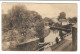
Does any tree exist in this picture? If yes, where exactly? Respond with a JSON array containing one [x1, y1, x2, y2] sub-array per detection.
[[2, 5, 44, 43], [68, 17, 77, 24], [2, 14, 10, 32], [73, 17, 77, 23], [58, 12, 66, 23], [58, 12, 66, 40], [44, 17, 54, 26], [35, 21, 44, 38]]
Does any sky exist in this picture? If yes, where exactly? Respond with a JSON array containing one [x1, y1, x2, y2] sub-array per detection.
[[2, 3, 77, 18]]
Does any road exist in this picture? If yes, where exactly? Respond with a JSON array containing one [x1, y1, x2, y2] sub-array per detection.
[[44, 39, 72, 51]]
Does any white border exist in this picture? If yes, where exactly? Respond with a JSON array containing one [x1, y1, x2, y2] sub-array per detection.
[[0, 1, 80, 3], [0, 1, 80, 54]]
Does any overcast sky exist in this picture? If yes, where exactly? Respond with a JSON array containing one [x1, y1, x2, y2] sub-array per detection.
[[2, 3, 77, 18]]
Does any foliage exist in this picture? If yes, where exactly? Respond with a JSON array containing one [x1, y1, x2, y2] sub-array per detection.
[[35, 21, 44, 38], [44, 17, 54, 26], [2, 5, 44, 43], [58, 12, 66, 22], [68, 17, 77, 24]]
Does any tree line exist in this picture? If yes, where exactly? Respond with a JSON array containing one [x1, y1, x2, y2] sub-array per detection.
[[2, 5, 77, 43]]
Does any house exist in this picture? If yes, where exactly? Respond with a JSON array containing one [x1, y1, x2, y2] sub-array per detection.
[[62, 19, 69, 25]]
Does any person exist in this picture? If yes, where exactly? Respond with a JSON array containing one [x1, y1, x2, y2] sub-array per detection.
[[56, 37, 59, 44]]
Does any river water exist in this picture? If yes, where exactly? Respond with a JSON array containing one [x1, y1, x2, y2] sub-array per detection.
[[44, 29, 61, 43]]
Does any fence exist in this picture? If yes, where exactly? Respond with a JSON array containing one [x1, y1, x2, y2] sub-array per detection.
[[36, 32, 72, 51]]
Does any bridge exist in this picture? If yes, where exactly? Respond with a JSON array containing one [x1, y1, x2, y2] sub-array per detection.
[[50, 26, 71, 32]]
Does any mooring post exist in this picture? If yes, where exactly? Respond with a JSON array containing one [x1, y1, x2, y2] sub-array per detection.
[[72, 24, 77, 51], [38, 37, 44, 51]]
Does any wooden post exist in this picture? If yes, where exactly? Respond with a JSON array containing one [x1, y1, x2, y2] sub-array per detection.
[[59, 21, 63, 40], [72, 25, 77, 51], [39, 37, 44, 51]]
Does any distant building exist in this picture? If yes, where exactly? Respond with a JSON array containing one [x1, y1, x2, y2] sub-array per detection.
[[62, 19, 69, 25]]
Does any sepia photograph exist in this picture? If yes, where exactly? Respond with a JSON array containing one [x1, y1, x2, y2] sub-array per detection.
[[2, 3, 77, 51], [0, 0, 80, 1]]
